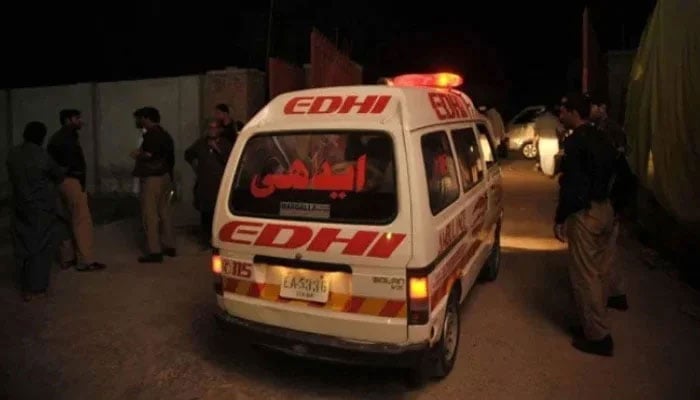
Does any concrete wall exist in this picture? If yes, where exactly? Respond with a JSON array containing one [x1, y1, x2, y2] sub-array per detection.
[[243, 69, 266, 119], [96, 76, 199, 191], [10, 83, 97, 191], [202, 67, 266, 125], [96, 76, 202, 225], [1, 68, 264, 226]]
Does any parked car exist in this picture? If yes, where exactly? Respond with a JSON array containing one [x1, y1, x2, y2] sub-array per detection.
[[504, 105, 546, 159]]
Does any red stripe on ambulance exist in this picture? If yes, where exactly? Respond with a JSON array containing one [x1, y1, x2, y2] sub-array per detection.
[[218, 221, 407, 259]]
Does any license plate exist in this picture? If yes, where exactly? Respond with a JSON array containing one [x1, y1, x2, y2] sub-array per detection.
[[280, 271, 331, 303]]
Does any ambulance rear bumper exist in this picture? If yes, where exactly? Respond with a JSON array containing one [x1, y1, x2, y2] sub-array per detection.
[[215, 310, 429, 367]]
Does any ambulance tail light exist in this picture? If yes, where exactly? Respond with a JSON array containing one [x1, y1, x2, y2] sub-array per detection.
[[212, 248, 223, 295], [408, 276, 430, 325], [392, 72, 464, 88]]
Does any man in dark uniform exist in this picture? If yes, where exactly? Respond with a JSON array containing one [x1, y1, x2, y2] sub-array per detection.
[[214, 103, 238, 145], [554, 92, 620, 356], [184, 120, 233, 248], [47, 109, 106, 272], [7, 122, 67, 301], [589, 95, 627, 154], [132, 107, 177, 263], [589, 94, 632, 311]]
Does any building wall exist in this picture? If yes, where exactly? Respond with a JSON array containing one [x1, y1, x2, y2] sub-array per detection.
[[1, 68, 264, 226], [607, 50, 636, 124], [10, 83, 96, 190]]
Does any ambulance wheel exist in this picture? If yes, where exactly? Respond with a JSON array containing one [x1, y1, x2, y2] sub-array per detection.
[[480, 220, 501, 282], [521, 142, 538, 159], [407, 289, 460, 386], [431, 289, 461, 378]]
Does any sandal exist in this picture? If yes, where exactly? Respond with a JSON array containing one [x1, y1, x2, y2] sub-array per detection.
[[76, 262, 107, 272]]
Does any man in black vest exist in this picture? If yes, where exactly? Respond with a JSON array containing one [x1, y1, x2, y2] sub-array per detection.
[[214, 103, 238, 145], [554, 92, 620, 356], [589, 94, 631, 311]]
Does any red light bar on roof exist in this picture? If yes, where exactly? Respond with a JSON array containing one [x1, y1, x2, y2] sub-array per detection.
[[391, 73, 464, 88]]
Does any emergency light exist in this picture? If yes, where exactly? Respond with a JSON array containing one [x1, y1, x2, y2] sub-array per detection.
[[391, 72, 464, 88]]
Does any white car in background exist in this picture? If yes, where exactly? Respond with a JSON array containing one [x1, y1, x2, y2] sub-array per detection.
[[504, 105, 546, 159]]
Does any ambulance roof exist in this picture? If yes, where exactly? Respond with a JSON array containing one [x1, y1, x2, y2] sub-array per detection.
[[246, 83, 483, 133]]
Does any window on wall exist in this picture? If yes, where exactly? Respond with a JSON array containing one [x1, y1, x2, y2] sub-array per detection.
[[476, 123, 498, 168], [450, 127, 484, 192], [421, 131, 460, 215]]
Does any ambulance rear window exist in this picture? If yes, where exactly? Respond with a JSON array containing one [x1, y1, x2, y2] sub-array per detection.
[[229, 130, 397, 224]]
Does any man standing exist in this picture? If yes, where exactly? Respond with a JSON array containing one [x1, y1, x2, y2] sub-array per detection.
[[589, 95, 627, 154], [131, 107, 176, 263], [589, 95, 631, 311], [47, 109, 106, 272], [7, 122, 67, 301], [214, 103, 238, 144], [554, 92, 619, 356], [534, 104, 564, 176], [184, 120, 233, 248]]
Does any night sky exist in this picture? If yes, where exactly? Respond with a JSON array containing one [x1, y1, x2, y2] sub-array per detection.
[[2, 0, 656, 117]]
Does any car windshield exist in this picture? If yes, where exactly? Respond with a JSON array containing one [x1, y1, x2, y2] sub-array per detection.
[[512, 108, 544, 124], [229, 130, 397, 224]]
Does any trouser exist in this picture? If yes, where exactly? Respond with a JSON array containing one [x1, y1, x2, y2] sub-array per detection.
[[200, 210, 214, 242], [12, 215, 55, 293], [18, 248, 53, 293], [140, 175, 175, 254], [605, 220, 626, 297], [58, 178, 95, 264], [566, 201, 616, 341]]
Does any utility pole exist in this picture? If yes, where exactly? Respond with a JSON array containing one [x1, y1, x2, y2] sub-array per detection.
[[621, 22, 626, 49], [265, 0, 274, 100], [266, 0, 274, 62], [582, 6, 589, 93]]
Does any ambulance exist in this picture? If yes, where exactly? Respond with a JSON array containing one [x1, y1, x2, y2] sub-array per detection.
[[212, 72, 504, 381]]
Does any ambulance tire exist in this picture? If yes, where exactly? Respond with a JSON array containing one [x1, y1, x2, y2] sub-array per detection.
[[431, 290, 460, 378], [480, 220, 501, 282], [407, 289, 460, 386]]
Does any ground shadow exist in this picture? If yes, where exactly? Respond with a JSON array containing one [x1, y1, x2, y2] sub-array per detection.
[[500, 246, 575, 335], [189, 300, 416, 398]]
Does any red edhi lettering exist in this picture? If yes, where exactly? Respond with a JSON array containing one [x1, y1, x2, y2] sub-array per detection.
[[283, 95, 391, 115], [254, 224, 313, 248], [218, 221, 406, 258], [428, 92, 471, 120]]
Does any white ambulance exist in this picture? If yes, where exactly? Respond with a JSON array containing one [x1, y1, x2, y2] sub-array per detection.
[[212, 72, 504, 382]]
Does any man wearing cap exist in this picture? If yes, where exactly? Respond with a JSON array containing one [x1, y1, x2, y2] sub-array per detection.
[[554, 92, 619, 356]]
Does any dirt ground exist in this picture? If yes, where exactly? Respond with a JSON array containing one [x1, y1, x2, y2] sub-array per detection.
[[1, 159, 698, 400]]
